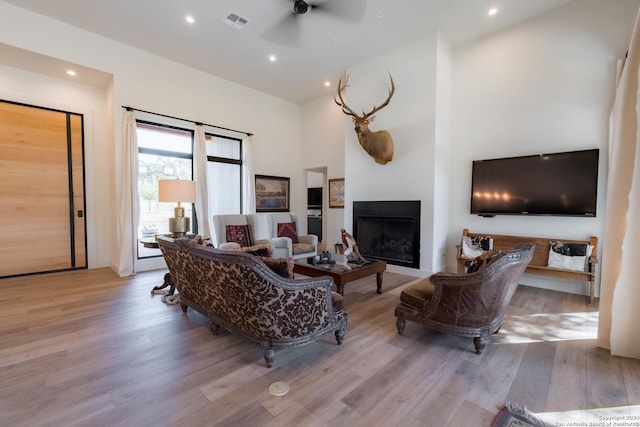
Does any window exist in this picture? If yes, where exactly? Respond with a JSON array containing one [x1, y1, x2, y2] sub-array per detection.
[[206, 133, 243, 215], [136, 121, 243, 259], [137, 122, 193, 259]]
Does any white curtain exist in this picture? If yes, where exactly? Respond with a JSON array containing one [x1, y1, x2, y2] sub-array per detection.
[[194, 125, 211, 238], [597, 8, 640, 359], [116, 110, 140, 277], [242, 135, 256, 213]]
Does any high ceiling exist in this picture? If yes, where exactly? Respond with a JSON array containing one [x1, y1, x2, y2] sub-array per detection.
[[2, 0, 574, 104]]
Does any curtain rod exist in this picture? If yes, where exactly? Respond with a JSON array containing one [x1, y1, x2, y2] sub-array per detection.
[[122, 106, 253, 137]]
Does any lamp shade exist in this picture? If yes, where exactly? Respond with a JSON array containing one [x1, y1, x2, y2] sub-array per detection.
[[158, 179, 196, 203]]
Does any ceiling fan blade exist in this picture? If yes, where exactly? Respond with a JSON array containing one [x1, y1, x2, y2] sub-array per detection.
[[264, 12, 303, 48], [311, 0, 366, 22]]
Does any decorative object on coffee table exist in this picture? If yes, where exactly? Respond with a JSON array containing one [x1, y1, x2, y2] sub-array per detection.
[[341, 229, 366, 264], [492, 401, 553, 427]]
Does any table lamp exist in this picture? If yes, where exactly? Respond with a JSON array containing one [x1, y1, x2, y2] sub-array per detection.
[[158, 179, 196, 238]]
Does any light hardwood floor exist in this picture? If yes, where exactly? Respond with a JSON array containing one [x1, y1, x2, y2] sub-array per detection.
[[1, 268, 639, 426]]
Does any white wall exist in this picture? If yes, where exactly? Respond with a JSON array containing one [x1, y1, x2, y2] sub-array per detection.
[[449, 0, 640, 294], [343, 33, 440, 276], [433, 33, 454, 273], [301, 94, 346, 247], [307, 172, 324, 188], [0, 1, 303, 273]]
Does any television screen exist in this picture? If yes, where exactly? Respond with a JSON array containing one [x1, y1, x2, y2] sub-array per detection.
[[470, 149, 599, 217]]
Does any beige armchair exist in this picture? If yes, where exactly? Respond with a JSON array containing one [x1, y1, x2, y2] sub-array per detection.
[[212, 213, 317, 260], [212, 214, 269, 249], [261, 212, 318, 260], [395, 243, 534, 354]]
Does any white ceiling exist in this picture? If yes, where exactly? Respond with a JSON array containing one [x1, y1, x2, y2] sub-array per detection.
[[2, 0, 574, 104]]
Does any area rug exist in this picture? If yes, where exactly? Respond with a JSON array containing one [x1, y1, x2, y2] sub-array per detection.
[[492, 402, 553, 427]]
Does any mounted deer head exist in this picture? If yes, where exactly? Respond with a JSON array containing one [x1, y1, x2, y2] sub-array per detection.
[[334, 73, 395, 165]]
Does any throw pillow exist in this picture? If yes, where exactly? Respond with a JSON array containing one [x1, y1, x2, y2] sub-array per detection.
[[292, 243, 315, 255], [331, 292, 345, 312], [465, 251, 494, 273], [261, 257, 294, 279], [190, 234, 213, 246], [242, 243, 273, 258], [220, 242, 274, 258], [461, 235, 493, 259], [226, 224, 254, 247], [277, 222, 299, 244], [219, 242, 242, 251], [547, 241, 593, 272]]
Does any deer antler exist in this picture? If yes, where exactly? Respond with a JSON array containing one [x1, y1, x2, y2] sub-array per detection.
[[362, 73, 395, 119], [333, 72, 395, 165], [334, 75, 360, 119]]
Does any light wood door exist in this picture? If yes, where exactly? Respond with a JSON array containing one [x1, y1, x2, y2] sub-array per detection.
[[0, 100, 86, 277]]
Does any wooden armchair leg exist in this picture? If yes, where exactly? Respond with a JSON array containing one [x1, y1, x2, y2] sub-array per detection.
[[335, 328, 345, 345], [264, 349, 275, 368], [474, 337, 487, 354], [396, 315, 406, 335], [210, 321, 220, 335]]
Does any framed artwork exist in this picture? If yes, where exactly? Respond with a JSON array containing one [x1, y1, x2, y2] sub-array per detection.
[[329, 178, 345, 208], [255, 175, 290, 212]]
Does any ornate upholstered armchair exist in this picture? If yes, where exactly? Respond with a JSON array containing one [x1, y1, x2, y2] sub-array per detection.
[[394, 243, 534, 354]]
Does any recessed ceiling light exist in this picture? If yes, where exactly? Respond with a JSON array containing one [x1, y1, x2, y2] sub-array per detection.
[[66, 70, 76, 76], [324, 81, 331, 87], [186, 15, 195, 24], [488, 8, 498, 16], [269, 55, 277, 62]]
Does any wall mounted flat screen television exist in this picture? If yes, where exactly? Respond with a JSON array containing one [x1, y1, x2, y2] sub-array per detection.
[[470, 149, 599, 217]]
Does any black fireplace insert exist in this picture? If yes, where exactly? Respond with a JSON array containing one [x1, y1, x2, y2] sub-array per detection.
[[353, 201, 421, 269]]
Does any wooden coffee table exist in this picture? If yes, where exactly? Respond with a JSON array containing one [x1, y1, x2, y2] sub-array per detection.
[[293, 254, 387, 296]]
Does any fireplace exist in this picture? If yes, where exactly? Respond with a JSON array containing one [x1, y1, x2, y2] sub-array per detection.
[[353, 201, 420, 269]]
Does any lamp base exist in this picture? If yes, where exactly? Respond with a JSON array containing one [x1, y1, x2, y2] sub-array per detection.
[[169, 217, 190, 238]]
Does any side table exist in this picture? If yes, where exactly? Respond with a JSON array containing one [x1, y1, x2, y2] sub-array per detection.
[[140, 237, 176, 296]]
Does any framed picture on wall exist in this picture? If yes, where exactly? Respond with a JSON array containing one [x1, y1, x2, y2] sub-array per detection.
[[255, 175, 290, 212], [329, 178, 345, 208]]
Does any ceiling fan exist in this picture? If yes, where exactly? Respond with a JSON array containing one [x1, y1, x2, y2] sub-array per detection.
[[293, 1, 311, 15], [265, 0, 367, 48]]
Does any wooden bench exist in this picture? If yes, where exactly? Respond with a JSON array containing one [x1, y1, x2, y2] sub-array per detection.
[[456, 229, 598, 305]]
